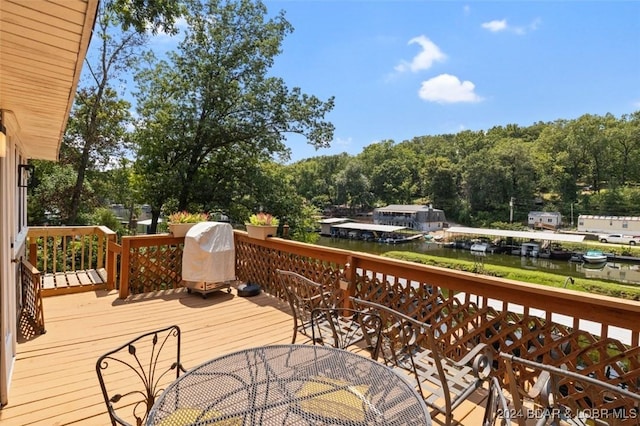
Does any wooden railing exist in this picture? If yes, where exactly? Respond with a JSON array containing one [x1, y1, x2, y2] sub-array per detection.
[[110, 231, 640, 342], [107, 231, 640, 417], [19, 259, 45, 337], [117, 234, 185, 297], [27, 226, 117, 289]]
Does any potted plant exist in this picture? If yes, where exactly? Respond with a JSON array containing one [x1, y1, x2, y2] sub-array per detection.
[[245, 212, 279, 240], [167, 211, 209, 237]]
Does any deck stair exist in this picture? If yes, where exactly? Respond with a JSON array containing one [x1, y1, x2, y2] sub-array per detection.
[[41, 269, 108, 296]]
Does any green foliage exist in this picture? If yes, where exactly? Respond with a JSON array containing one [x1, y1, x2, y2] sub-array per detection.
[[90, 208, 124, 234], [248, 212, 279, 226], [28, 161, 75, 225], [168, 211, 209, 223], [107, 0, 184, 35], [488, 221, 528, 231], [284, 111, 640, 228], [288, 202, 321, 244], [133, 0, 334, 218]]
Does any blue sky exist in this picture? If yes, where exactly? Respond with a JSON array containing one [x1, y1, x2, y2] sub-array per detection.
[[144, 1, 640, 163], [264, 1, 640, 162]]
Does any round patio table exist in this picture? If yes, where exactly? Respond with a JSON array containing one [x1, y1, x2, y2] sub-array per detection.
[[147, 344, 431, 425]]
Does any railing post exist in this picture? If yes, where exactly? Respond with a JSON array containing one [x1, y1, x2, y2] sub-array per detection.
[[340, 254, 356, 309], [28, 241, 37, 268], [106, 240, 120, 291], [96, 228, 104, 269], [119, 236, 131, 299]]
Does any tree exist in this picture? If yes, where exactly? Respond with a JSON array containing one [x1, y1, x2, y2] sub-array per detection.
[[28, 161, 80, 225], [334, 161, 371, 211], [134, 0, 335, 229], [608, 112, 640, 185], [358, 140, 419, 205], [108, 0, 184, 34], [61, 4, 144, 224], [423, 156, 460, 217]]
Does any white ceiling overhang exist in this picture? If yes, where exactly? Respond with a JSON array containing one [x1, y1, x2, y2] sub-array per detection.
[[0, 0, 98, 161]]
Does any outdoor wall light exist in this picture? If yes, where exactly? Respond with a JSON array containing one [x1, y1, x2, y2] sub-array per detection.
[[18, 164, 34, 188]]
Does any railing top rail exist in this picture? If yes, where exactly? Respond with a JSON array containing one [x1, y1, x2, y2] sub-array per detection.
[[95, 226, 117, 237], [27, 226, 107, 238], [121, 233, 184, 248]]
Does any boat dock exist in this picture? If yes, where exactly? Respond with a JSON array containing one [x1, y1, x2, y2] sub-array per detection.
[[320, 220, 423, 243]]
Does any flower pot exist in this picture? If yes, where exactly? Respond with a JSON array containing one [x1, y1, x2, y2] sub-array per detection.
[[246, 224, 278, 240], [169, 223, 197, 238]]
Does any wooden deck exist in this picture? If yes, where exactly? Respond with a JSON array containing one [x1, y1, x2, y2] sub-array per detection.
[[1, 287, 489, 425]]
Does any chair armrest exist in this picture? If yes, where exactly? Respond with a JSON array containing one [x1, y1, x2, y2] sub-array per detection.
[[528, 370, 551, 400], [452, 343, 492, 379]]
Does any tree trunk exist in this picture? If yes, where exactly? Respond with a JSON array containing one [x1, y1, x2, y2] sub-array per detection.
[[68, 141, 92, 224]]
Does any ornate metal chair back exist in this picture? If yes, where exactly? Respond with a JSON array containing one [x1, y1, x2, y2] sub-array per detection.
[[95, 325, 186, 426], [351, 297, 492, 426], [276, 269, 338, 343], [500, 352, 640, 426], [311, 307, 382, 358]]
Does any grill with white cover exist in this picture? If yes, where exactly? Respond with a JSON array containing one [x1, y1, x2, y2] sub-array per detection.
[[182, 222, 236, 298]]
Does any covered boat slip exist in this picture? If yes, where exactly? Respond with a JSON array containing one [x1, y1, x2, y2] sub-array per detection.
[[445, 226, 586, 243], [329, 222, 422, 242]]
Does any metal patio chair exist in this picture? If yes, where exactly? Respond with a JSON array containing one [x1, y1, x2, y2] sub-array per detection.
[[311, 307, 383, 359], [500, 352, 640, 426], [96, 325, 186, 426], [276, 269, 340, 344], [351, 297, 492, 426], [482, 376, 513, 426]]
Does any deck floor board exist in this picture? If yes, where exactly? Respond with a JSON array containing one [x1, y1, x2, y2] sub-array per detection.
[[1, 287, 486, 425], [40, 269, 108, 296]]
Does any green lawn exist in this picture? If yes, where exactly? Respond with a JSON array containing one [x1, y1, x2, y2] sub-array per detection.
[[383, 251, 640, 301]]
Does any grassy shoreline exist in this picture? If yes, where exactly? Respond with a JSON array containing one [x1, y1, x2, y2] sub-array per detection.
[[383, 251, 640, 301]]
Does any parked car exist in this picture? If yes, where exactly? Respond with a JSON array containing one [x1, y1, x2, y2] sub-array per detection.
[[598, 234, 640, 245]]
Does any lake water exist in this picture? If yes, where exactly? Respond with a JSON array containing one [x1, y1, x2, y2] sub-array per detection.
[[315, 236, 640, 285]]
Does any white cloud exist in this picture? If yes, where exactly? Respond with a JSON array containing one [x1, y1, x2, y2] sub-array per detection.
[[418, 74, 483, 104], [395, 36, 446, 73], [481, 18, 541, 35], [482, 19, 508, 32], [334, 136, 352, 147]]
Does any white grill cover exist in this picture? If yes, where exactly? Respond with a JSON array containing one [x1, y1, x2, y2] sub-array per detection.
[[182, 222, 235, 283]]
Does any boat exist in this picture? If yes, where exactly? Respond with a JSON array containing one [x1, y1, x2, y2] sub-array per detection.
[[583, 250, 607, 264], [470, 242, 489, 253], [569, 253, 584, 263], [550, 246, 574, 260], [521, 242, 540, 258], [380, 233, 424, 244]]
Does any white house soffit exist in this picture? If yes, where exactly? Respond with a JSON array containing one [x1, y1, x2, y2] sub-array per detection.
[[0, 0, 98, 160]]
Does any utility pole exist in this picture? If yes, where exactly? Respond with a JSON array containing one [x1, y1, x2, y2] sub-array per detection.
[[570, 203, 574, 227], [509, 197, 514, 223]]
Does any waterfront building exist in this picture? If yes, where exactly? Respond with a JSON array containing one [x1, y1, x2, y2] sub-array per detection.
[[318, 217, 353, 236], [528, 211, 562, 230], [578, 214, 640, 235], [373, 204, 446, 232]]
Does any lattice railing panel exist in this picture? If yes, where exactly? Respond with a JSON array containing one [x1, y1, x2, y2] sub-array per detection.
[[19, 259, 45, 338], [235, 237, 347, 303], [128, 244, 183, 294]]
